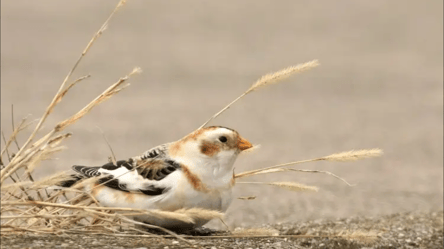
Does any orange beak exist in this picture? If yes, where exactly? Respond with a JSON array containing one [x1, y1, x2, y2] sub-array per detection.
[[237, 136, 253, 151]]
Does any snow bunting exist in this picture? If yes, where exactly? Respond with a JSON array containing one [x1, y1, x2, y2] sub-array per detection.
[[61, 126, 252, 229]]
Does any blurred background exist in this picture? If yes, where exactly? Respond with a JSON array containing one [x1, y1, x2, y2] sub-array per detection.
[[1, 1, 442, 228]]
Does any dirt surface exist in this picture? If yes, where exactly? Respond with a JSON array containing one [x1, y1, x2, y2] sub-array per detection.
[[1, 211, 443, 248], [1, 0, 442, 230]]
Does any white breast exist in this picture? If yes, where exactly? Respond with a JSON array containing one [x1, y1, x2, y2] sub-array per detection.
[[87, 170, 233, 229]]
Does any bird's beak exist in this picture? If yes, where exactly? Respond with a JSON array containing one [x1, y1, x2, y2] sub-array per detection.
[[237, 136, 253, 151]]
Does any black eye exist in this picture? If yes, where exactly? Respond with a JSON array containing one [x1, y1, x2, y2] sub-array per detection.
[[219, 136, 227, 143]]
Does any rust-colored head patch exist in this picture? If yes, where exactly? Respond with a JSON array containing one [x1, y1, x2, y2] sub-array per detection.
[[181, 127, 218, 142], [200, 141, 220, 157]]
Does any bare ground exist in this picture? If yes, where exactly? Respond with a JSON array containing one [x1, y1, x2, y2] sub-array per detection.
[[1, 210, 443, 249]]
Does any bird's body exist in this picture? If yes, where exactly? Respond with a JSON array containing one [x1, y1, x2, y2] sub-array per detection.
[[64, 126, 252, 229]]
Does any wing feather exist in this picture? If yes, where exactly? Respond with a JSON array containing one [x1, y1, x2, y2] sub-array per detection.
[[71, 153, 179, 196]]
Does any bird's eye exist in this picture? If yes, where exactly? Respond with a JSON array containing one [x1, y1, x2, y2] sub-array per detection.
[[219, 136, 228, 143]]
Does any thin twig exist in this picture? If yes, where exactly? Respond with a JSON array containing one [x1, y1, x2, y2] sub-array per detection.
[[11, 104, 21, 151], [97, 126, 117, 165]]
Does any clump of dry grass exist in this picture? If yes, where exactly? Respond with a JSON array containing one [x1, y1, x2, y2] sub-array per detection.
[[0, 0, 383, 246]]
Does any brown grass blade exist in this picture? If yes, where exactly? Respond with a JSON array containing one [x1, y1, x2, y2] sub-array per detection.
[[237, 196, 257, 200], [232, 227, 279, 236], [174, 208, 224, 222], [237, 181, 319, 192], [235, 168, 354, 186]]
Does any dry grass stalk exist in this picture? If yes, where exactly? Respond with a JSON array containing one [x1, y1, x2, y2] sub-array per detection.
[[232, 227, 280, 236], [235, 148, 383, 180], [174, 208, 224, 222], [55, 68, 141, 132], [237, 196, 256, 200], [237, 181, 319, 192], [97, 126, 117, 165], [247, 60, 319, 93], [198, 60, 319, 129], [338, 230, 379, 244], [236, 168, 353, 186], [0, 116, 33, 159], [323, 149, 383, 162]]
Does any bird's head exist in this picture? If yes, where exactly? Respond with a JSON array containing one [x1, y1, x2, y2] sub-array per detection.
[[169, 126, 253, 178]]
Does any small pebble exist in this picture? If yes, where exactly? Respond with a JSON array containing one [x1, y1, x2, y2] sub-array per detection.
[[171, 241, 179, 245]]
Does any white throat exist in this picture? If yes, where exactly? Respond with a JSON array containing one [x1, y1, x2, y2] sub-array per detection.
[[171, 142, 237, 189]]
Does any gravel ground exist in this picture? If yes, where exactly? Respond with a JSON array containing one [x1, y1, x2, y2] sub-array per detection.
[[2, 210, 442, 249]]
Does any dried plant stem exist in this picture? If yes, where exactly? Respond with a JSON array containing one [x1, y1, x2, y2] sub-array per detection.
[[0, 117, 31, 159], [237, 196, 256, 200], [235, 148, 383, 179], [97, 126, 117, 165], [1, 68, 139, 183], [236, 168, 354, 186], [235, 158, 322, 178], [199, 92, 248, 129], [1, 214, 79, 220], [5, 0, 127, 170], [198, 59, 319, 129], [237, 181, 319, 192], [11, 105, 21, 151], [119, 216, 193, 246]]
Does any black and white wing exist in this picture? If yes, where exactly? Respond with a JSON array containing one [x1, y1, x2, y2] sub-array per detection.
[[131, 143, 181, 181], [137, 143, 172, 161], [69, 157, 180, 196]]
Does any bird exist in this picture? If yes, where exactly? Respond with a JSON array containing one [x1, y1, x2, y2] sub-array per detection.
[[60, 126, 253, 230]]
